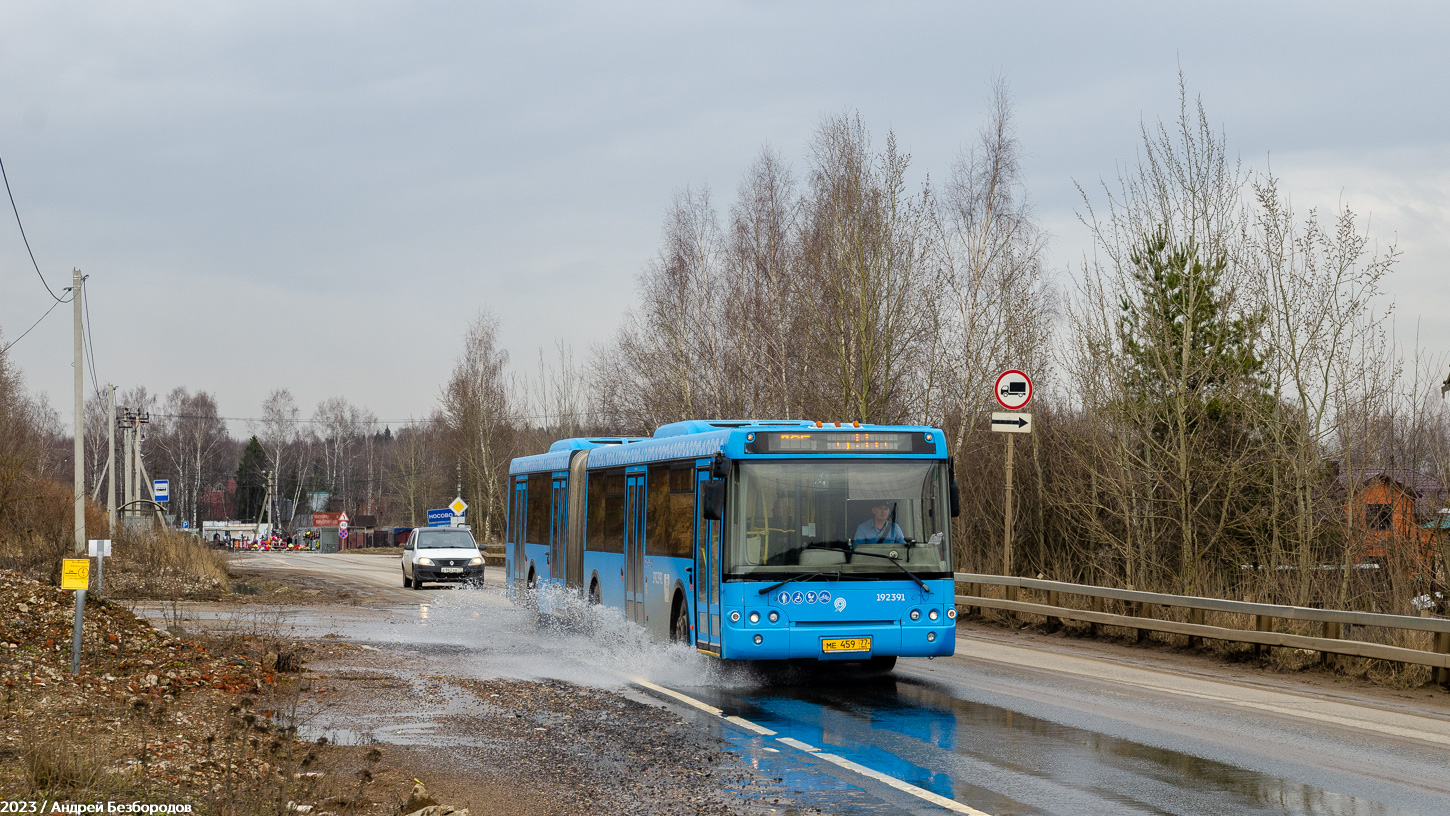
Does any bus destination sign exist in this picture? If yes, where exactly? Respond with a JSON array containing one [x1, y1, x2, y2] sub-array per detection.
[[746, 431, 935, 455]]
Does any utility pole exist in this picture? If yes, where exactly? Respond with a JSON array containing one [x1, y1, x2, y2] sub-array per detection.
[[70, 269, 86, 675], [107, 385, 116, 532], [72, 269, 84, 554]]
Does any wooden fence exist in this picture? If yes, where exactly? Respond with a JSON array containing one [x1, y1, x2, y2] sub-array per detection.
[[954, 572, 1450, 684]]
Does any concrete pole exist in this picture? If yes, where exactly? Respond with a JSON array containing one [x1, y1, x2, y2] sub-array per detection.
[[107, 386, 116, 532], [71, 270, 86, 675], [123, 422, 133, 519], [72, 269, 85, 554]]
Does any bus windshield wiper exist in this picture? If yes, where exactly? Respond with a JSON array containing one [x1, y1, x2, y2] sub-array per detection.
[[850, 551, 929, 594], [757, 570, 840, 595]]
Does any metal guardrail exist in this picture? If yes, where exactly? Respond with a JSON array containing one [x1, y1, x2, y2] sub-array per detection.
[[953, 572, 1450, 681]]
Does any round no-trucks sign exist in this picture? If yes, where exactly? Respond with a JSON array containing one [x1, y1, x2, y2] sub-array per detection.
[[995, 370, 1033, 410]]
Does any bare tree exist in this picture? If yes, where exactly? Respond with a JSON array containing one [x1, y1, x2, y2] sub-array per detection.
[[798, 112, 940, 423], [728, 146, 804, 418], [314, 396, 366, 508], [1246, 176, 1398, 603], [439, 312, 517, 540], [1067, 78, 1261, 592], [151, 388, 229, 529], [387, 420, 447, 528]]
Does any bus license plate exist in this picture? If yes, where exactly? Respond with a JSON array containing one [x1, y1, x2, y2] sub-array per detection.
[[441, 567, 463, 573], [821, 637, 871, 654]]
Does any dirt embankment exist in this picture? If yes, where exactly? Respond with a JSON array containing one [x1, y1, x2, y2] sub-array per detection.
[[2, 565, 810, 815]]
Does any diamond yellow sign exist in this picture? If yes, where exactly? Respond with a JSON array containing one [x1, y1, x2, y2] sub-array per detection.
[[448, 497, 468, 516], [61, 559, 90, 591]]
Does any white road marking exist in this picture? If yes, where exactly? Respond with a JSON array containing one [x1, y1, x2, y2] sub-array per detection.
[[726, 715, 776, 736], [812, 751, 993, 816], [634, 678, 993, 815]]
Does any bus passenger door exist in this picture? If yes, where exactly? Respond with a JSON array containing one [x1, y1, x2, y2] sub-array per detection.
[[550, 477, 567, 585], [624, 473, 646, 624], [512, 480, 528, 586], [695, 470, 721, 652]]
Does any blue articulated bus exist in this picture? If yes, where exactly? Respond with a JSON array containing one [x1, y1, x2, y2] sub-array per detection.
[[505, 420, 959, 668]]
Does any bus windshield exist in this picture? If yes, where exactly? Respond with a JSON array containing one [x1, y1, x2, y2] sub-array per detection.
[[725, 460, 951, 579]]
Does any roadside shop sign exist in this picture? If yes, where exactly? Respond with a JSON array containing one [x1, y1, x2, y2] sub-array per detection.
[[61, 559, 90, 590]]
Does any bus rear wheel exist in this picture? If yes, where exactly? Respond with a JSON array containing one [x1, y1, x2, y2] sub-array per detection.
[[670, 598, 689, 644]]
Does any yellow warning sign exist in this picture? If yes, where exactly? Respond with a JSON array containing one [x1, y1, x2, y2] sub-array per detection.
[[61, 559, 90, 591]]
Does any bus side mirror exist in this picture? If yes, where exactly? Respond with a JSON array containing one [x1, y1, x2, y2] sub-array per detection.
[[710, 453, 730, 480], [949, 457, 961, 518], [701, 479, 726, 521]]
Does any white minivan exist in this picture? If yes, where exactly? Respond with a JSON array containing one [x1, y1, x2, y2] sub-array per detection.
[[401, 526, 485, 589]]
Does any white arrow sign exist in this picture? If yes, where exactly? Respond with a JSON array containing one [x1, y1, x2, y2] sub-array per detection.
[[990, 412, 1033, 434]]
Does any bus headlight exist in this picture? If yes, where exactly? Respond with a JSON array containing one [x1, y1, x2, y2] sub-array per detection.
[[947, 607, 957, 619], [928, 609, 939, 621], [909, 609, 921, 621], [749, 612, 760, 624], [927, 631, 937, 642], [753, 634, 763, 644], [768, 611, 779, 623], [730, 611, 741, 623]]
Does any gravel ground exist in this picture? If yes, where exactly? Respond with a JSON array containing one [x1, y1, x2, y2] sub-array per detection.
[[295, 644, 823, 816]]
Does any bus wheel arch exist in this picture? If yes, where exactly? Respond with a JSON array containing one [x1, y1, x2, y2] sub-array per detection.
[[669, 589, 689, 643], [588, 572, 601, 605]]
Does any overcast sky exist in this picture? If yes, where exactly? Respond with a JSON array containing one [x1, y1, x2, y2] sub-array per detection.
[[2, 2, 1447, 432]]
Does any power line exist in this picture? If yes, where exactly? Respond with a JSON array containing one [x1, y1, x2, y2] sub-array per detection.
[[0, 293, 70, 356], [0, 150, 64, 302], [81, 275, 103, 399]]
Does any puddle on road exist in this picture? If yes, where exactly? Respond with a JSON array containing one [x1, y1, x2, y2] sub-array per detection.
[[681, 675, 1420, 816]]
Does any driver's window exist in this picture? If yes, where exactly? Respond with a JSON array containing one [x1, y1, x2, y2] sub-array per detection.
[[405, 533, 415, 550]]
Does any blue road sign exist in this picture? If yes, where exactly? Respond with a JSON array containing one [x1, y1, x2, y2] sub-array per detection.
[[427, 508, 455, 527], [153, 479, 169, 502]]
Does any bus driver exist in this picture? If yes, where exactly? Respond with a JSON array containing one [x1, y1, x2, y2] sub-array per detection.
[[853, 501, 905, 547]]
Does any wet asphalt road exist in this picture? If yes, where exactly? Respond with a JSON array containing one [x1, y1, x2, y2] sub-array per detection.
[[230, 552, 1450, 815]]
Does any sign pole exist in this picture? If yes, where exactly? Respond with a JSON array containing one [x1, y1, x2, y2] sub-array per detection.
[[993, 370, 1033, 584], [1003, 433, 1014, 576]]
